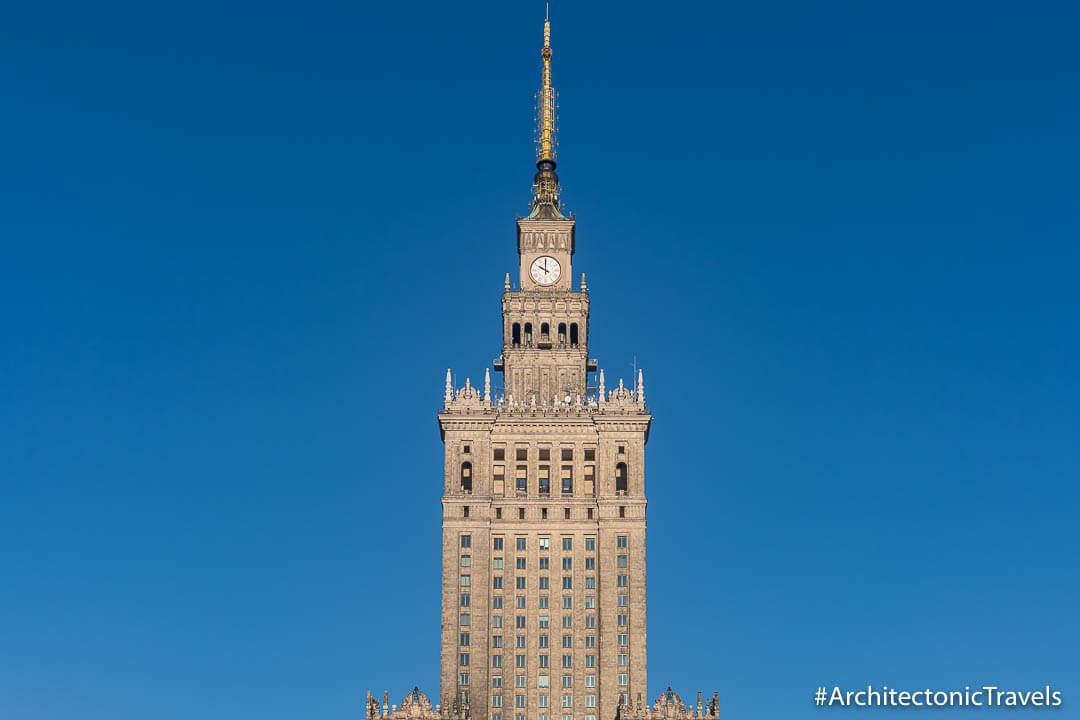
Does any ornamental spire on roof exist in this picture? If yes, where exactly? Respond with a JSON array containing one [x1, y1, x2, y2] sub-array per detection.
[[529, 5, 565, 219]]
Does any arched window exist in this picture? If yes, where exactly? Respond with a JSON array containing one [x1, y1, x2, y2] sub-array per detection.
[[511, 323, 521, 346], [524, 323, 533, 345], [461, 462, 473, 493], [541, 323, 550, 338], [615, 462, 627, 493], [558, 323, 567, 343], [570, 323, 579, 347]]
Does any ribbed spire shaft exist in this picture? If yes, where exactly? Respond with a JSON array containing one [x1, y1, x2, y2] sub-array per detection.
[[531, 7, 563, 215]]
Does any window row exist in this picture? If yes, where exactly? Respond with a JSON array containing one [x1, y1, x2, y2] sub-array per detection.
[[510, 322, 581, 348], [463, 462, 627, 494]]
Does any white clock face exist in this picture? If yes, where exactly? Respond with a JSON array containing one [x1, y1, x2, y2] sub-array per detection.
[[530, 256, 561, 286]]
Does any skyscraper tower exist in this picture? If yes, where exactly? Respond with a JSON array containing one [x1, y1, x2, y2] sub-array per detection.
[[438, 14, 650, 720], [366, 13, 719, 720]]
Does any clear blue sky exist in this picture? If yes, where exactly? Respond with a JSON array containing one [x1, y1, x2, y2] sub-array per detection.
[[1, 1, 1077, 718]]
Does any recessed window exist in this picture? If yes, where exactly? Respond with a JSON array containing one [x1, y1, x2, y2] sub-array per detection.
[[463, 506, 470, 518], [493, 537, 504, 551], [561, 448, 573, 461], [461, 535, 471, 548], [519, 507, 526, 520], [584, 448, 595, 462], [542, 507, 548, 519], [617, 535, 627, 548], [516, 447, 528, 461], [619, 505, 626, 518], [494, 447, 505, 461], [539, 447, 550, 461], [463, 445, 471, 454], [564, 508, 570, 519], [587, 508, 593, 519], [496, 507, 503, 519]]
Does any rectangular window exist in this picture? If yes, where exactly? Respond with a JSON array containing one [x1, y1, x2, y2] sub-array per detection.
[[492, 696, 503, 708], [618, 614, 628, 626], [539, 596, 549, 609], [494, 447, 505, 461], [585, 635, 595, 648], [618, 654, 628, 666], [584, 448, 595, 461], [586, 696, 596, 708], [618, 555, 628, 568], [618, 673, 628, 686], [516, 466, 528, 493], [539, 634, 549, 648], [561, 635, 572, 648], [461, 535, 471, 548], [561, 466, 573, 494], [493, 616, 503, 628], [618, 633, 628, 646], [460, 613, 470, 626], [561, 447, 573, 461], [539, 615, 550, 629], [539, 655, 549, 668], [561, 675, 572, 688], [539, 465, 550, 495], [493, 636, 503, 648], [460, 632, 470, 646], [584, 615, 595, 628], [561, 557, 572, 570], [585, 596, 595, 609], [494, 537, 504, 551], [562, 577, 572, 589], [516, 635, 526, 649], [617, 535, 628, 548], [617, 574, 628, 587], [539, 537, 550, 551], [516, 577, 526, 590], [460, 653, 470, 666], [493, 675, 503, 688], [516, 655, 526, 668], [562, 597, 572, 609], [515, 695, 526, 708], [539, 557, 550, 570], [493, 464, 505, 495], [493, 557, 503, 569], [561, 537, 572, 551], [562, 615, 572, 628], [516, 557, 526, 570], [460, 594, 470, 607], [516, 596, 526, 609], [493, 576, 503, 589], [493, 656, 503, 668], [584, 465, 594, 495], [516, 616, 526, 628], [562, 695, 572, 708], [516, 537, 527, 551], [561, 655, 572, 668], [460, 556, 472, 568], [461, 575, 470, 587], [538, 675, 549, 688], [493, 596, 503, 609], [585, 655, 596, 668], [618, 594, 628, 606], [538, 695, 549, 708], [584, 577, 595, 589], [516, 447, 528, 461], [584, 537, 595, 551], [584, 557, 594, 570], [539, 576, 549, 589], [539, 447, 550, 461]]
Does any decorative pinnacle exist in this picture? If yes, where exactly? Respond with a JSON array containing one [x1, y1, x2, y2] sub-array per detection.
[[504, 272, 511, 290], [444, 368, 453, 404], [637, 368, 645, 403], [484, 368, 491, 403]]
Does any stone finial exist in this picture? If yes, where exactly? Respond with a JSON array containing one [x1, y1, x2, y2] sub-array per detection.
[[637, 368, 645, 404], [444, 368, 453, 404], [598, 369, 606, 406], [484, 368, 491, 403], [697, 691, 703, 717], [504, 272, 511, 290], [383, 690, 389, 717], [581, 272, 587, 291]]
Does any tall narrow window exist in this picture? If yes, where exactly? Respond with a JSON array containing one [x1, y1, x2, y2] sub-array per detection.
[[541, 322, 550, 338], [561, 466, 573, 495], [539, 465, 550, 495], [461, 462, 473, 493], [558, 323, 567, 343], [493, 464, 505, 495], [615, 462, 628, 493], [524, 323, 533, 345], [512, 323, 521, 346], [584, 465, 595, 495], [516, 465, 528, 494], [569, 323, 579, 346]]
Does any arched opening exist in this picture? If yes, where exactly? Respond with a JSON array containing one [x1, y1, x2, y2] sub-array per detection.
[[541, 322, 550, 339], [512, 323, 521, 346], [524, 323, 533, 345], [461, 462, 473, 493], [615, 462, 628, 493], [558, 323, 567, 344], [570, 323, 579, 347]]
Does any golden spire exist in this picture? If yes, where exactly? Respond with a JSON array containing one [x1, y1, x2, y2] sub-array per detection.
[[529, 4, 564, 218]]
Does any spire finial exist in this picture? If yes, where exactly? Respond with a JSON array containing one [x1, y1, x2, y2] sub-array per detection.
[[484, 368, 491, 403], [529, 7, 564, 217], [444, 368, 453, 404], [637, 368, 645, 403]]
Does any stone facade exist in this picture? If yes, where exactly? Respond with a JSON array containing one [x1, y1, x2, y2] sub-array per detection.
[[366, 14, 718, 720]]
